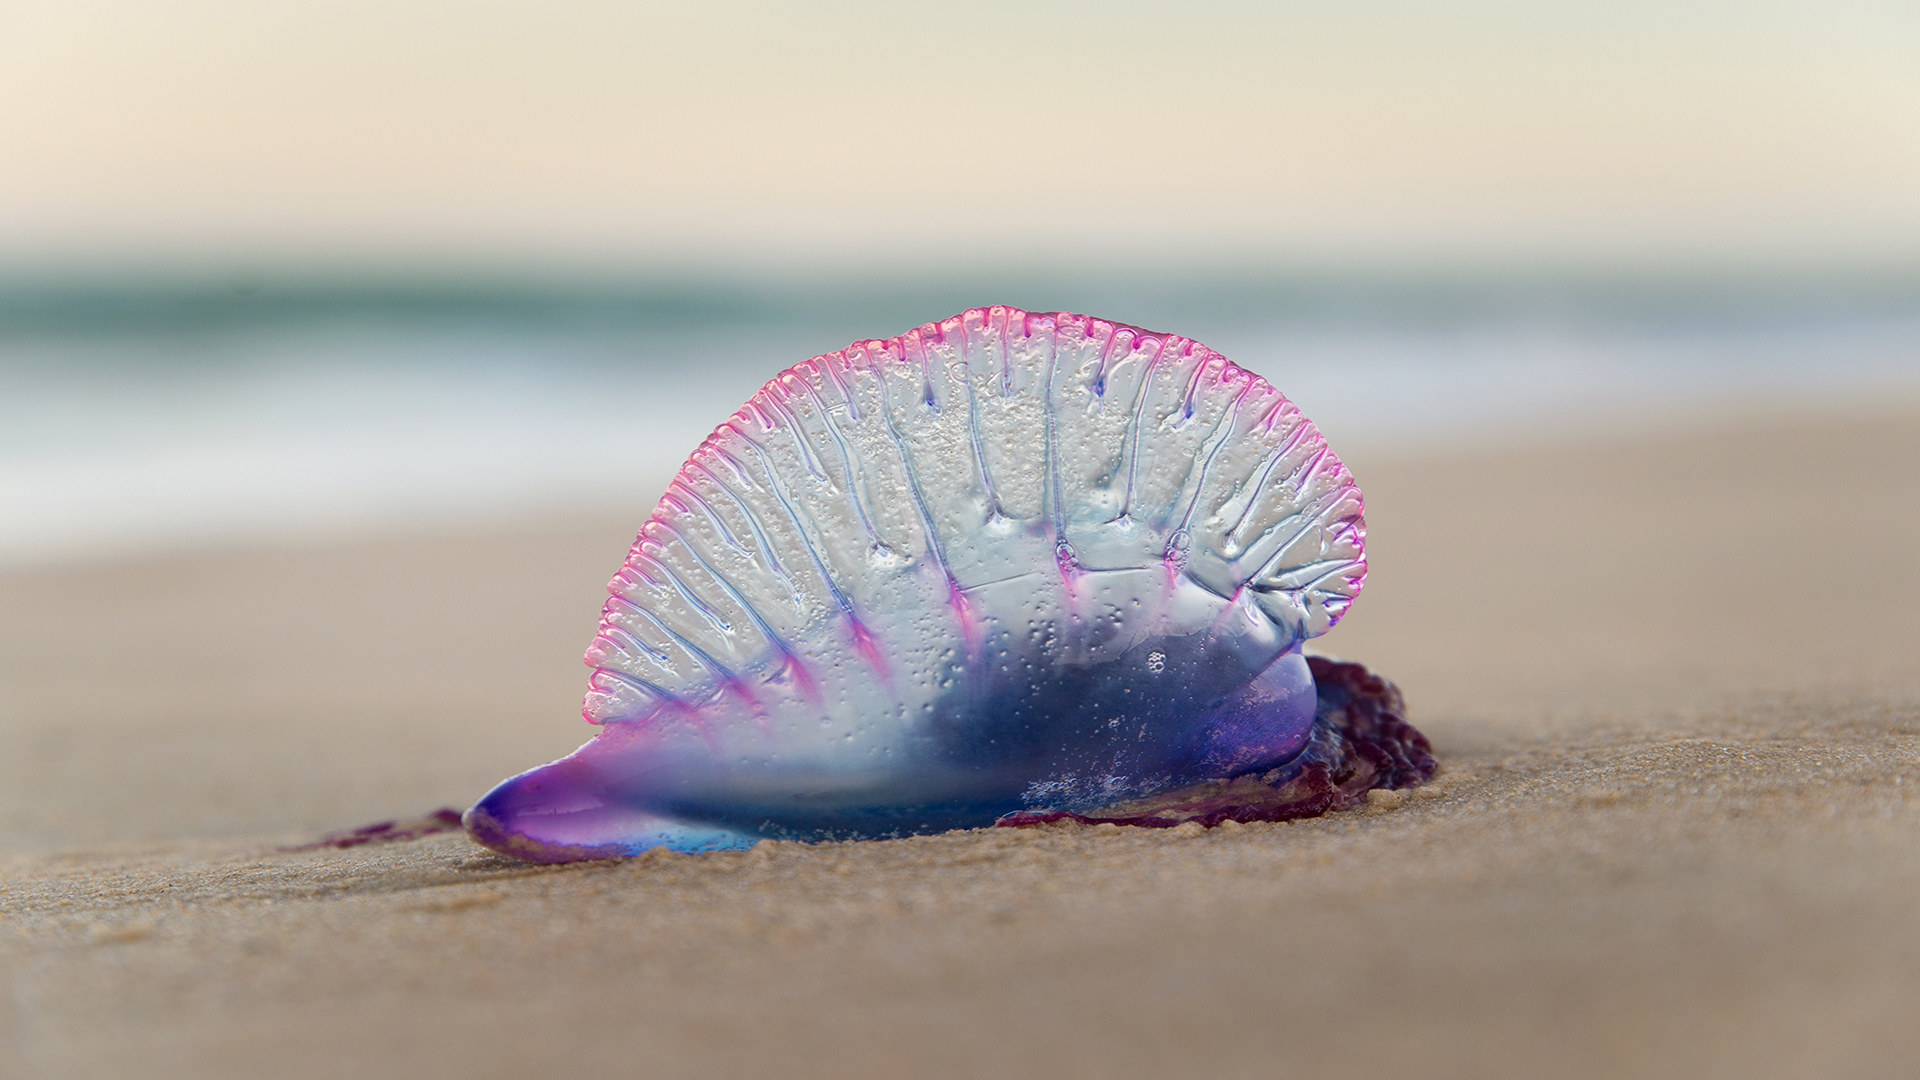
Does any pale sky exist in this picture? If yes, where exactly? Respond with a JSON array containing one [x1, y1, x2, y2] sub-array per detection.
[[3, 0, 1918, 267]]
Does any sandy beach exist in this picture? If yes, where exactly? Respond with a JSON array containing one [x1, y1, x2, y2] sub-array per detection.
[[4, 401, 1918, 1080]]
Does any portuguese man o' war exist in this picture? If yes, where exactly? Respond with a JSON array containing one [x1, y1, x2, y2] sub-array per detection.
[[465, 307, 1434, 862]]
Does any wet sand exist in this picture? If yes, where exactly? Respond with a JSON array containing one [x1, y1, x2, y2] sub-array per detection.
[[4, 402, 1918, 1079]]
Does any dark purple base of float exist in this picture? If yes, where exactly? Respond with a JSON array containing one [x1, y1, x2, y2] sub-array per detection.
[[995, 656, 1435, 830]]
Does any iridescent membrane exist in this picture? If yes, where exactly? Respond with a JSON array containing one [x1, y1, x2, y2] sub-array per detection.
[[466, 307, 1407, 862]]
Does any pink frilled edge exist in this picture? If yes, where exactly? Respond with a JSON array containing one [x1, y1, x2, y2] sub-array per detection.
[[586, 305, 1369, 729]]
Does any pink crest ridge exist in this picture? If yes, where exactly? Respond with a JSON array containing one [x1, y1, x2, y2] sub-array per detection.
[[581, 305, 1368, 729]]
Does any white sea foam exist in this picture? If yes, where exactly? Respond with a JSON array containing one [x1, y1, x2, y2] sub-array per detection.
[[4, 295, 1916, 568]]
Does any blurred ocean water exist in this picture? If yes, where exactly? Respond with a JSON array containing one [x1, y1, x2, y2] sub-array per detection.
[[3, 269, 1917, 568]]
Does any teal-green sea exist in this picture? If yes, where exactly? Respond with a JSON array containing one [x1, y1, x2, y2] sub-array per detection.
[[4, 266, 1917, 567]]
